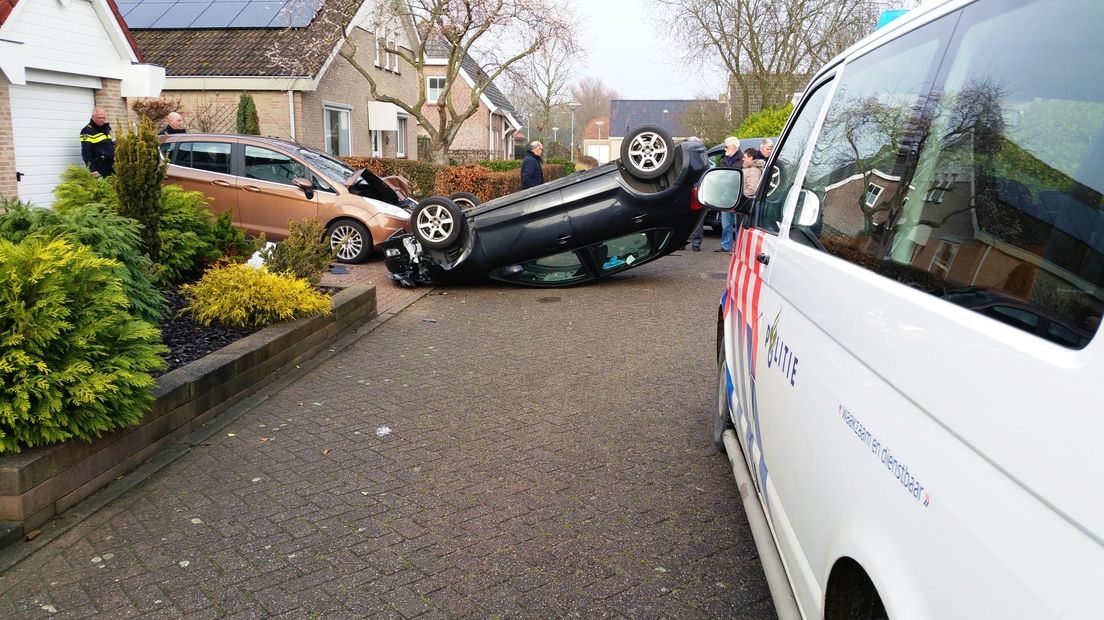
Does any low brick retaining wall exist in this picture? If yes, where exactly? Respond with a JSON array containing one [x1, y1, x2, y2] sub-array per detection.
[[0, 284, 376, 544]]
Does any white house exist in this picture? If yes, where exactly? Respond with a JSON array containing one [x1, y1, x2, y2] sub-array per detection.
[[0, 0, 164, 206]]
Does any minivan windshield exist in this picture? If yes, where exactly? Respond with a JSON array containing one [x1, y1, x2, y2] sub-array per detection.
[[296, 146, 355, 182]]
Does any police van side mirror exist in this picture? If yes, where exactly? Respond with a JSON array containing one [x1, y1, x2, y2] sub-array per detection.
[[794, 189, 821, 228], [696, 168, 745, 212]]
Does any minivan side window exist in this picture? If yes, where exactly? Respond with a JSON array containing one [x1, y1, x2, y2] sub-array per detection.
[[792, 0, 1102, 347], [757, 82, 833, 234], [173, 142, 233, 175], [244, 146, 308, 186]]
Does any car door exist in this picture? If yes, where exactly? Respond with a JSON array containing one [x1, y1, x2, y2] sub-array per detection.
[[237, 144, 317, 239], [556, 171, 643, 247], [469, 189, 574, 268], [167, 139, 238, 222], [720, 76, 837, 517]]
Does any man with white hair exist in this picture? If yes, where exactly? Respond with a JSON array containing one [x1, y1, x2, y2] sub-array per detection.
[[716, 136, 743, 252], [161, 111, 187, 135], [521, 141, 545, 190]]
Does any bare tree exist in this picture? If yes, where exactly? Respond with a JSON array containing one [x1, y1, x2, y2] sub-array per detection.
[[652, 0, 914, 120], [506, 41, 578, 140], [569, 76, 618, 141], [271, 0, 577, 165], [678, 98, 731, 146]]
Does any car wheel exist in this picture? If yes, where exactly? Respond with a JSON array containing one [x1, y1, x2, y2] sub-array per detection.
[[714, 348, 734, 453], [448, 191, 481, 210], [620, 124, 675, 180], [412, 196, 465, 250], [326, 219, 372, 264]]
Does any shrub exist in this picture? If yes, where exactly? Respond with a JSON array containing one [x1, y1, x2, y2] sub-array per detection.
[[53, 166, 118, 213], [236, 93, 260, 135], [0, 199, 166, 324], [212, 210, 259, 261], [153, 185, 224, 285], [735, 104, 794, 140], [0, 236, 167, 453], [545, 158, 576, 176], [181, 264, 332, 328], [434, 164, 568, 202], [131, 96, 182, 126], [476, 159, 521, 172], [259, 219, 335, 285], [114, 119, 166, 259]]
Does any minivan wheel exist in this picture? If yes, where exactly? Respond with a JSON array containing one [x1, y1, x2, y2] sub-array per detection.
[[326, 219, 372, 263], [620, 124, 675, 181], [714, 349, 734, 453]]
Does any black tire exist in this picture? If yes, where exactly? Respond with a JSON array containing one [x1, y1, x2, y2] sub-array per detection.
[[714, 348, 735, 453], [448, 191, 481, 210], [620, 124, 675, 180], [411, 196, 465, 250], [325, 219, 372, 264]]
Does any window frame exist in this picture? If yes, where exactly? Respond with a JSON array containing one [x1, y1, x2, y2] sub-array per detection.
[[322, 103, 353, 157], [427, 77, 445, 104], [396, 116, 407, 158]]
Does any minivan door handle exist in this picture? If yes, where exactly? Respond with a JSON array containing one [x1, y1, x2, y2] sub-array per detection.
[[756, 252, 770, 265], [556, 234, 572, 245], [241, 185, 262, 193], [631, 214, 646, 223], [211, 179, 232, 187]]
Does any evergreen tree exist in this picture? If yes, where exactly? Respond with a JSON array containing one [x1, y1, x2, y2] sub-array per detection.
[[236, 93, 261, 135], [113, 119, 165, 259]]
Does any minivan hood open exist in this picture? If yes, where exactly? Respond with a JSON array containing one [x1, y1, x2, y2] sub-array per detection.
[[345, 168, 408, 205]]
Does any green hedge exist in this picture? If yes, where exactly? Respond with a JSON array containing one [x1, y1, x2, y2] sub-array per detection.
[[0, 236, 167, 453]]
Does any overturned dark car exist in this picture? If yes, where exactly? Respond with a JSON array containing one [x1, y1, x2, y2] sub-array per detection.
[[382, 126, 711, 287]]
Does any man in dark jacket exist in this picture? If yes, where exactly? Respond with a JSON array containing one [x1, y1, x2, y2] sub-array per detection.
[[520, 141, 545, 190], [160, 111, 187, 135], [80, 107, 115, 177]]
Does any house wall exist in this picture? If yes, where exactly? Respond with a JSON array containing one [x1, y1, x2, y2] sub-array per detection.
[[300, 28, 418, 158], [94, 79, 128, 128], [421, 64, 492, 157], [0, 79, 14, 199], [2, 0, 133, 81], [149, 90, 296, 136]]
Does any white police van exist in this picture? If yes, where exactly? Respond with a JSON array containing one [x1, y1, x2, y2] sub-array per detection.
[[698, 0, 1104, 617]]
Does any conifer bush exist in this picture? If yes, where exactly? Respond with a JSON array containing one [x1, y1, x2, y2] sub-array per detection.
[[236, 93, 261, 135], [114, 119, 166, 260], [0, 199, 166, 324], [154, 185, 225, 284], [181, 264, 332, 328], [259, 219, 335, 285], [53, 166, 118, 212], [0, 236, 167, 453]]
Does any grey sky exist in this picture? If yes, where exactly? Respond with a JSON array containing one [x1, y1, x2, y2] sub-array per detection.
[[572, 0, 727, 100]]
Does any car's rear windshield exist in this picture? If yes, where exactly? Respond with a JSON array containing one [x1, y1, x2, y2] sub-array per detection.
[[296, 147, 354, 182]]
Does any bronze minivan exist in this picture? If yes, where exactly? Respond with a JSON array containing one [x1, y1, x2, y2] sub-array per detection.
[[159, 134, 410, 263]]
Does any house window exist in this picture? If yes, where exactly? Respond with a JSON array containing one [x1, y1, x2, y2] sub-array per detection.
[[928, 240, 959, 279], [323, 104, 351, 156], [396, 117, 407, 157], [375, 35, 384, 67], [427, 77, 445, 103], [371, 130, 382, 157], [863, 183, 884, 207], [391, 44, 400, 74]]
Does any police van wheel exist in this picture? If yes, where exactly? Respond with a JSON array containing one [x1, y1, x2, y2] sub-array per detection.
[[714, 350, 734, 453]]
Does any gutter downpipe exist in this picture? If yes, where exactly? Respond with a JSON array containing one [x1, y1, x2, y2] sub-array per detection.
[[722, 429, 803, 619], [287, 90, 296, 140]]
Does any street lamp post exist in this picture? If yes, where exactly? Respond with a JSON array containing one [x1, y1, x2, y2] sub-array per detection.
[[595, 120, 604, 141], [552, 126, 559, 143], [567, 101, 581, 162]]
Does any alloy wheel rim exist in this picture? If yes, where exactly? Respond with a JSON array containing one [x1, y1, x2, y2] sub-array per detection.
[[627, 131, 668, 172], [330, 225, 363, 261], [417, 204, 454, 242]]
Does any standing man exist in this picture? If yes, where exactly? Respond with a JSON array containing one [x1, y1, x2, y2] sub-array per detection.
[[160, 111, 187, 135], [80, 107, 115, 178], [520, 141, 545, 190], [757, 138, 774, 161], [716, 137, 743, 253]]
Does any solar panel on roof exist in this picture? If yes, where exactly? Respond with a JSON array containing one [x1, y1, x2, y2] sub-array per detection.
[[152, 1, 212, 28], [121, 1, 172, 28], [190, 1, 248, 27], [125, 0, 320, 28]]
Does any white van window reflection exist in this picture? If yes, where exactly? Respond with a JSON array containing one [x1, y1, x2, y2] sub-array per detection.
[[792, 0, 1101, 348]]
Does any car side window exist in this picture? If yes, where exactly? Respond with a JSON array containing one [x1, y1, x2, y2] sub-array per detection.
[[757, 81, 833, 234], [792, 0, 1102, 347], [174, 141, 232, 175], [244, 146, 308, 186], [594, 230, 670, 275], [491, 250, 590, 285]]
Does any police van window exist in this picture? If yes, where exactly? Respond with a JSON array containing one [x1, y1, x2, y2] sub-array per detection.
[[795, 0, 1103, 348], [756, 81, 833, 234]]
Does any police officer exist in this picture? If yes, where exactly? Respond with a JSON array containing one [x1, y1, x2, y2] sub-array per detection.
[[80, 107, 115, 177]]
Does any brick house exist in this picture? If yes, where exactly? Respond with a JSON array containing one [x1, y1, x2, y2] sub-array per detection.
[[0, 0, 164, 206], [126, 0, 421, 159], [600, 99, 702, 162], [422, 39, 521, 161]]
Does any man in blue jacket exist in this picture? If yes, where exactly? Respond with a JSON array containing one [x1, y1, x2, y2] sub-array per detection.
[[520, 141, 544, 190]]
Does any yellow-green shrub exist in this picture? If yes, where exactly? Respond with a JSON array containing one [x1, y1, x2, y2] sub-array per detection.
[[0, 236, 167, 453], [181, 264, 332, 328], [259, 218, 335, 285]]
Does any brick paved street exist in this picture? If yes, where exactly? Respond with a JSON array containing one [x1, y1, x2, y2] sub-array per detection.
[[0, 246, 775, 618]]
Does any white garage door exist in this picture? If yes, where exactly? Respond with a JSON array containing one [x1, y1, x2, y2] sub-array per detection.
[[11, 82, 96, 207]]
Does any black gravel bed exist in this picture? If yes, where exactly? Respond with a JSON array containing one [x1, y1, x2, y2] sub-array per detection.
[[156, 288, 260, 376]]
